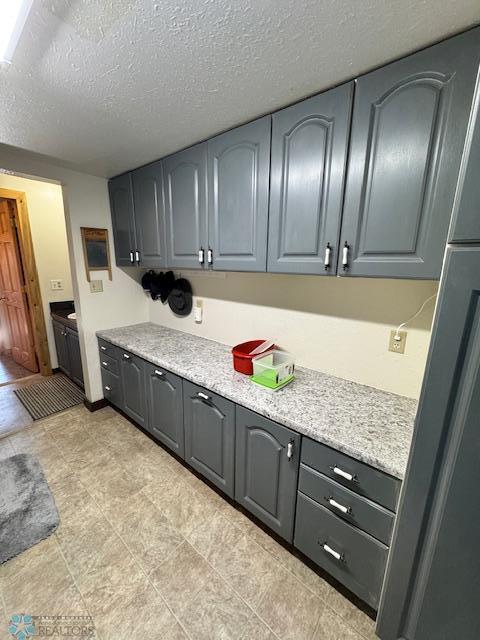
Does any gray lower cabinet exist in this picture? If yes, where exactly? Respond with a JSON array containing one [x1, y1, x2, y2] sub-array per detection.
[[109, 173, 136, 266], [145, 363, 184, 458], [101, 367, 123, 409], [338, 28, 480, 279], [235, 406, 300, 542], [207, 117, 271, 272], [53, 320, 71, 378], [163, 142, 208, 269], [131, 161, 167, 268], [119, 351, 148, 429], [268, 83, 353, 275], [183, 381, 235, 497], [53, 320, 83, 388], [295, 492, 388, 609]]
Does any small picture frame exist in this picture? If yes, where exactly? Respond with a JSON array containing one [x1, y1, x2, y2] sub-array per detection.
[[81, 227, 112, 282]]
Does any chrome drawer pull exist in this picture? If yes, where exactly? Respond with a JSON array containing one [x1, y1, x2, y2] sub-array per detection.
[[320, 542, 344, 562], [342, 241, 349, 270], [330, 466, 357, 483], [129, 251, 134, 265], [326, 497, 351, 514], [100, 346, 106, 351], [154, 370, 164, 377], [102, 361, 108, 367], [324, 242, 331, 270], [198, 247, 205, 264], [123, 353, 130, 360], [197, 392, 210, 401], [287, 440, 294, 461], [104, 386, 111, 392]]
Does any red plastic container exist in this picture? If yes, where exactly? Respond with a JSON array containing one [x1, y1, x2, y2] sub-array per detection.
[[232, 340, 275, 375]]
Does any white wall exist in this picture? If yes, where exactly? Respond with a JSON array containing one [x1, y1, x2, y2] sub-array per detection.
[[149, 271, 437, 399], [0, 175, 73, 368], [0, 145, 148, 402]]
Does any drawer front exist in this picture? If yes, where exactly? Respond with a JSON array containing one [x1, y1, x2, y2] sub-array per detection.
[[99, 352, 119, 376], [98, 338, 120, 360], [301, 437, 401, 512], [101, 367, 123, 409], [294, 492, 388, 609], [299, 464, 395, 545]]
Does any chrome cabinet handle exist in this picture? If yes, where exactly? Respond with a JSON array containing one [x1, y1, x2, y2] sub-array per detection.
[[123, 353, 130, 360], [207, 247, 213, 265], [135, 250, 140, 265], [342, 241, 349, 270], [197, 392, 210, 401], [100, 346, 106, 351], [320, 542, 344, 562], [129, 251, 134, 265], [104, 385, 111, 392], [325, 496, 351, 514], [198, 247, 205, 264], [102, 361, 108, 367], [330, 465, 357, 483], [287, 440, 294, 461], [324, 242, 331, 270], [154, 370, 164, 377]]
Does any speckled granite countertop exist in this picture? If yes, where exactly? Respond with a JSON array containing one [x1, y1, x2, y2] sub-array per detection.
[[97, 323, 417, 479]]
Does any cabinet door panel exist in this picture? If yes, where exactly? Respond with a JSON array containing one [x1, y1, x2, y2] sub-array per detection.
[[109, 173, 135, 266], [235, 406, 300, 541], [52, 320, 70, 377], [146, 364, 184, 458], [184, 381, 235, 497], [120, 352, 147, 429], [208, 117, 271, 271], [66, 328, 84, 388], [339, 28, 480, 278], [132, 161, 166, 268], [164, 143, 207, 269], [268, 84, 353, 274]]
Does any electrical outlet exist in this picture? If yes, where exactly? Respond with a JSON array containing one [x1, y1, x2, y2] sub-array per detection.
[[50, 279, 63, 291], [389, 330, 407, 354], [90, 280, 103, 293]]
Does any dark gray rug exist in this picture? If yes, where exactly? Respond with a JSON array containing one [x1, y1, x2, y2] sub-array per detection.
[[14, 374, 84, 420], [0, 454, 60, 564]]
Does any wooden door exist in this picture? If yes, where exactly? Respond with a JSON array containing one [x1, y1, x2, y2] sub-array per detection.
[[109, 174, 136, 266], [184, 381, 235, 497], [163, 143, 208, 269], [338, 27, 480, 279], [207, 117, 271, 272], [235, 406, 300, 542], [132, 161, 167, 268], [268, 83, 353, 275], [0, 199, 37, 372]]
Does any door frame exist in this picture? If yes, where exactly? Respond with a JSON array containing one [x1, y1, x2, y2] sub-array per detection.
[[0, 188, 52, 376]]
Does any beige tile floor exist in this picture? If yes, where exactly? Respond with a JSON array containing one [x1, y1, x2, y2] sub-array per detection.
[[0, 405, 378, 640]]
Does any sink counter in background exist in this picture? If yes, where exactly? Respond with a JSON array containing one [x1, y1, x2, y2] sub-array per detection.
[[96, 322, 417, 479]]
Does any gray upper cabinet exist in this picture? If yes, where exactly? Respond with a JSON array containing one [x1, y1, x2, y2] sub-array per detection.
[[235, 406, 300, 542], [109, 173, 136, 266], [163, 143, 208, 269], [208, 117, 271, 271], [268, 83, 353, 275], [131, 162, 167, 268], [145, 363, 184, 458], [184, 381, 235, 497], [120, 351, 148, 430], [338, 28, 480, 279]]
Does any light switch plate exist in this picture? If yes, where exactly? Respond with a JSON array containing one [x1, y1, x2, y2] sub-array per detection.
[[50, 279, 63, 291], [389, 330, 407, 354], [90, 280, 103, 293]]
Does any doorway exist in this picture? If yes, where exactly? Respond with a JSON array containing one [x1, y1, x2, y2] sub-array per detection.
[[0, 189, 51, 382]]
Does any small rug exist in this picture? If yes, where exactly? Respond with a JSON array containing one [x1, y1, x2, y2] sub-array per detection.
[[14, 374, 84, 420], [0, 454, 60, 564]]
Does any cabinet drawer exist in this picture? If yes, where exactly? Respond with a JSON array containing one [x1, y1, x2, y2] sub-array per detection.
[[98, 338, 120, 360], [99, 352, 119, 376], [301, 437, 401, 512], [294, 492, 388, 609], [101, 368, 123, 409], [299, 464, 394, 545]]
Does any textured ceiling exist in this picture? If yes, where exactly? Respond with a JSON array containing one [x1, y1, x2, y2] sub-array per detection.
[[1, 0, 479, 178]]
